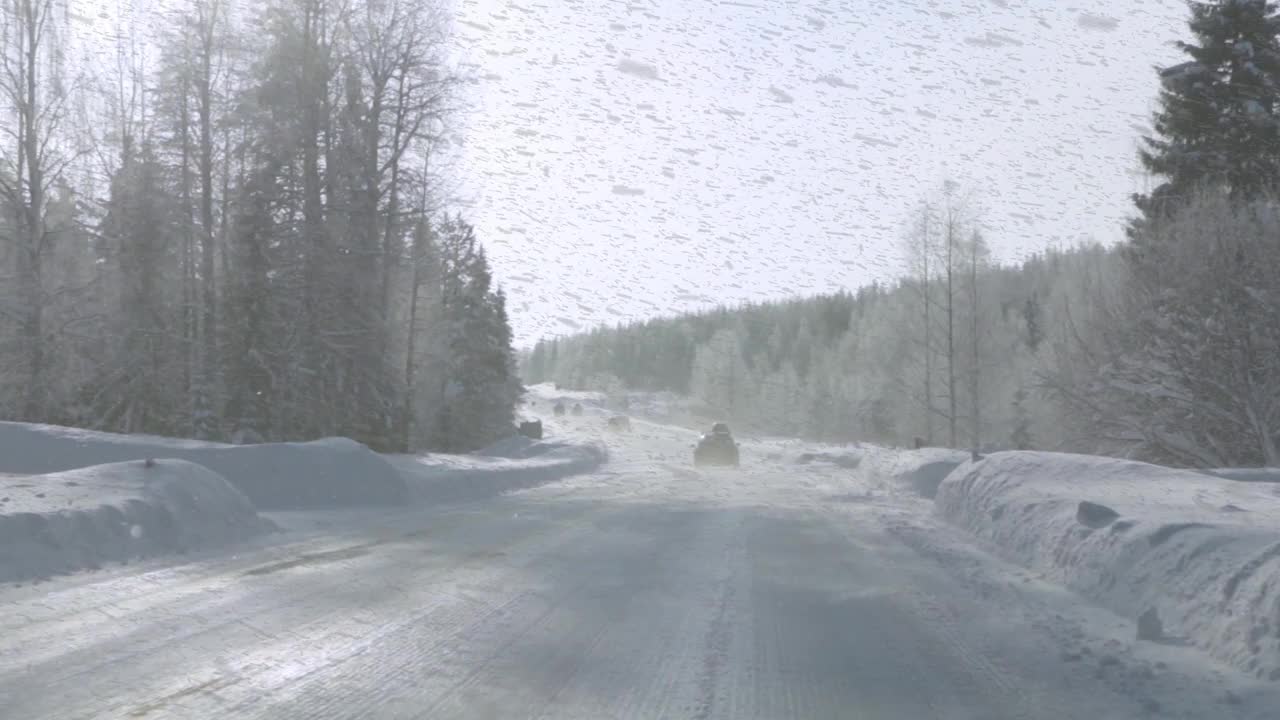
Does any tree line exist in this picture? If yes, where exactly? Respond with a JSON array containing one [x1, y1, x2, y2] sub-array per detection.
[[0, 0, 520, 452], [524, 244, 1104, 452], [530, 0, 1280, 468]]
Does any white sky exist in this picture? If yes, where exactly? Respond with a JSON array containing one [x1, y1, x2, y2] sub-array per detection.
[[444, 0, 1188, 345]]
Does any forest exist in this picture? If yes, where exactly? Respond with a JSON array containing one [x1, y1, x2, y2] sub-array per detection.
[[525, 241, 1109, 455], [0, 0, 520, 452], [529, 1, 1280, 469]]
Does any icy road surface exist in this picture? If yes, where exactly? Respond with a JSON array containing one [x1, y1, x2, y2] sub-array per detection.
[[1, 416, 1272, 719]]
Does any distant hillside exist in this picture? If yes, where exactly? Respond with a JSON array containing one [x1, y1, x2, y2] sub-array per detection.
[[524, 244, 1118, 452]]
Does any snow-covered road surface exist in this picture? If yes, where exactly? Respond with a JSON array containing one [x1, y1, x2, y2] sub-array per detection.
[[1, 418, 1274, 719]]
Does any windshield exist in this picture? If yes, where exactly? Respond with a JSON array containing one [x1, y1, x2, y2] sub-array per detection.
[[2, 1, 1278, 718]]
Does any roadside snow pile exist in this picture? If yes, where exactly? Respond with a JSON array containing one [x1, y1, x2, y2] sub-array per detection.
[[475, 435, 566, 460], [936, 451, 1280, 680], [0, 422, 408, 510], [181, 438, 408, 509], [387, 442, 607, 503], [794, 449, 863, 469], [1203, 468, 1280, 484], [0, 459, 270, 582], [525, 382, 606, 404], [860, 446, 969, 498]]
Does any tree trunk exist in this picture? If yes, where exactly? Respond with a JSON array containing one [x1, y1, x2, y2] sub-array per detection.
[[195, 0, 220, 438], [403, 223, 425, 450], [945, 208, 957, 448], [16, 0, 48, 421], [969, 234, 981, 454], [919, 204, 934, 446]]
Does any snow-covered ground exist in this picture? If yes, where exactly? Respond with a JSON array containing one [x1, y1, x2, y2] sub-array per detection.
[[934, 451, 1280, 681], [6, 383, 1280, 717], [7, 392, 1280, 718], [0, 459, 270, 583]]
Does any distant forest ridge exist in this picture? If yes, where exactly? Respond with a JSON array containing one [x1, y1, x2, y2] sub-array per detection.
[[524, 243, 1116, 454]]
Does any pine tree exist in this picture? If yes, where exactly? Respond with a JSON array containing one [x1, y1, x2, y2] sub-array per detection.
[[433, 222, 519, 451], [1010, 386, 1034, 450], [96, 140, 184, 434], [222, 164, 277, 444], [1022, 294, 1043, 352], [1133, 0, 1280, 236]]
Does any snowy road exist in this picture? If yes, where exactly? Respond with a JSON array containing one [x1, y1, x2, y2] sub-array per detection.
[[0, 419, 1269, 719]]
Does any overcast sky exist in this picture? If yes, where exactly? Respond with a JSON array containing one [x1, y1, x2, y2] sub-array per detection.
[[444, 0, 1188, 345]]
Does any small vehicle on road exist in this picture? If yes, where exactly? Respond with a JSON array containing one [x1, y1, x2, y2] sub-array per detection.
[[694, 422, 739, 467], [553, 401, 566, 416], [571, 403, 584, 416], [607, 415, 631, 432]]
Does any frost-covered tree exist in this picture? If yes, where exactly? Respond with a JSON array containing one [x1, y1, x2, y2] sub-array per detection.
[[1133, 0, 1280, 238], [0, 0, 518, 453], [537, 244, 1104, 450], [962, 230, 992, 452], [0, 0, 81, 421], [901, 200, 939, 444], [1051, 191, 1280, 466], [690, 328, 748, 418]]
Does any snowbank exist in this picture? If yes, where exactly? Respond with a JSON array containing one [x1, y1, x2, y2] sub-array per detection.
[[0, 459, 270, 582], [794, 449, 862, 469], [387, 442, 607, 504], [183, 438, 409, 509], [859, 446, 969, 498], [474, 435, 567, 460], [1203, 468, 1280, 484], [0, 422, 408, 510], [525, 382, 607, 404], [935, 451, 1280, 680]]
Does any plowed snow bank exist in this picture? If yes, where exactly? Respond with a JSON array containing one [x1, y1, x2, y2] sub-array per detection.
[[935, 451, 1280, 680], [388, 442, 607, 503], [861, 447, 968, 498], [1204, 468, 1280, 484], [0, 460, 270, 582], [0, 423, 407, 509]]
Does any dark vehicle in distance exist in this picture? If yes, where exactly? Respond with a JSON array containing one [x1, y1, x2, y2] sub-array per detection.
[[607, 416, 631, 432], [694, 423, 739, 467], [553, 402, 566, 416], [518, 420, 543, 439], [571, 403, 584, 416]]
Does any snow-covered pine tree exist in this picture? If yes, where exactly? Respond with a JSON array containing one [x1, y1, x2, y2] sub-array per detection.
[[434, 221, 520, 451], [1133, 0, 1280, 240]]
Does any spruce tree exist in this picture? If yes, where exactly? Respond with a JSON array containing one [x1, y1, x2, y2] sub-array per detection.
[[1010, 387, 1034, 450], [1133, 0, 1280, 236], [1022, 295, 1043, 352], [433, 226, 520, 451]]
